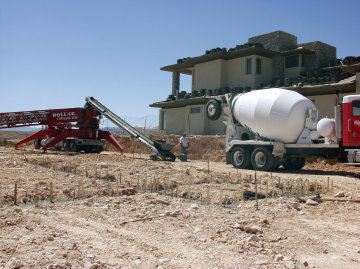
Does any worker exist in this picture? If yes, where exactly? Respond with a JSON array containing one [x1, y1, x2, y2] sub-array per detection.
[[179, 133, 190, 161]]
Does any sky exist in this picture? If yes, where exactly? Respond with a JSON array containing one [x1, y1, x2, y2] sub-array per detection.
[[1, 0, 359, 127]]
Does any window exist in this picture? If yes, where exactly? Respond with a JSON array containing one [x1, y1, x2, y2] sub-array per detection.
[[352, 101, 360, 116], [246, 58, 252, 74], [256, 58, 262, 74], [191, 107, 201, 113], [285, 55, 299, 68], [161, 111, 167, 130]]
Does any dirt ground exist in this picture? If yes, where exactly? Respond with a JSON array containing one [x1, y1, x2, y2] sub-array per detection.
[[1, 136, 360, 269]]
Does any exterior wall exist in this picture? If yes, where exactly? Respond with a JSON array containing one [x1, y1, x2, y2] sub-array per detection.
[[254, 56, 272, 88], [193, 56, 273, 90], [308, 92, 354, 119], [249, 31, 297, 52], [160, 107, 186, 135], [307, 95, 337, 119], [300, 41, 337, 70], [193, 59, 224, 91], [224, 57, 255, 88], [186, 104, 206, 135], [160, 105, 208, 135]]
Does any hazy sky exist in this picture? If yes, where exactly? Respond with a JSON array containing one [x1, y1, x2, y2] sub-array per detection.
[[1, 0, 359, 123]]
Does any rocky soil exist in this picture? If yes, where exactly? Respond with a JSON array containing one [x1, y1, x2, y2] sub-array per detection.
[[1, 137, 360, 269]]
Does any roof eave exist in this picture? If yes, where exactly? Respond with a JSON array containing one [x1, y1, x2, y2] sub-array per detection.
[[149, 96, 211, 109], [160, 47, 278, 73]]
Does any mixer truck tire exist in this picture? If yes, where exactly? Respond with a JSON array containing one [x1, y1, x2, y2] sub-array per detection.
[[63, 141, 70, 151], [251, 147, 274, 171], [231, 146, 251, 169], [282, 157, 306, 170], [69, 141, 79, 152], [206, 99, 222, 120]]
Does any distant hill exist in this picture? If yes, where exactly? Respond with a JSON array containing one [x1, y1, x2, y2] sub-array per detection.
[[101, 115, 158, 129]]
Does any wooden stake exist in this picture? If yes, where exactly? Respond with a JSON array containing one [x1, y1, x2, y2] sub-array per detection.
[[163, 178, 167, 195], [219, 187, 224, 205], [187, 181, 191, 201], [49, 182, 54, 203], [265, 181, 269, 200], [239, 185, 244, 202], [145, 178, 148, 193], [286, 180, 290, 198], [170, 180, 174, 197], [207, 158, 210, 174], [206, 186, 210, 204], [77, 180, 82, 198], [81, 180, 85, 197], [255, 175, 258, 210], [116, 178, 120, 195], [14, 183, 18, 205], [35, 183, 39, 204], [152, 177, 155, 192], [327, 177, 330, 193]]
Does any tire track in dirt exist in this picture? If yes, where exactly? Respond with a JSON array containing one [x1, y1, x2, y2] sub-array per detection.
[[271, 209, 360, 268], [37, 205, 233, 268]]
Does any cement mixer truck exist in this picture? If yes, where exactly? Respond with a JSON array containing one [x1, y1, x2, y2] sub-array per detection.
[[206, 88, 360, 171]]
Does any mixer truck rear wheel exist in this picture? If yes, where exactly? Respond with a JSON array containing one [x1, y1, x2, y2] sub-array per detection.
[[206, 99, 222, 120], [231, 146, 251, 169], [69, 141, 79, 152], [63, 141, 70, 151], [251, 147, 274, 171], [282, 157, 306, 170]]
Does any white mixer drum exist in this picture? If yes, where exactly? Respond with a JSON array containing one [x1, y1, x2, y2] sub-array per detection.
[[231, 88, 316, 143]]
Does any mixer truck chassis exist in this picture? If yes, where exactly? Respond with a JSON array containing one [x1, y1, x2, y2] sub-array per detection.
[[226, 141, 347, 171]]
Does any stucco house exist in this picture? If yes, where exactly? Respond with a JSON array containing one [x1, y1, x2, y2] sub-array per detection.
[[150, 30, 358, 135]]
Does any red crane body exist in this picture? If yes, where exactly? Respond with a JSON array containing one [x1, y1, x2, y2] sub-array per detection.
[[0, 107, 124, 153]]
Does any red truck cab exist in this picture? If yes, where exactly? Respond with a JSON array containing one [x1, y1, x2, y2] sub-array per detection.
[[342, 95, 360, 147]]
